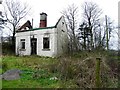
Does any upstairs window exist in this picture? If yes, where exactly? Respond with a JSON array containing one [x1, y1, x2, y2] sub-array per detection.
[[43, 37, 50, 50], [20, 39, 25, 49], [62, 22, 64, 25]]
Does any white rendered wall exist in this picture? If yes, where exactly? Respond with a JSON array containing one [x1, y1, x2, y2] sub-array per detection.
[[56, 16, 69, 56], [15, 28, 57, 57], [15, 35, 31, 56]]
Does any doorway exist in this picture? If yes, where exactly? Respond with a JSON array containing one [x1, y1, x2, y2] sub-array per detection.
[[31, 38, 37, 55]]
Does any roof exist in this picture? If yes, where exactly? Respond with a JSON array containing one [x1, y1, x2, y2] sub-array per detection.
[[55, 16, 63, 27], [16, 26, 55, 32], [18, 20, 32, 30], [16, 16, 64, 33]]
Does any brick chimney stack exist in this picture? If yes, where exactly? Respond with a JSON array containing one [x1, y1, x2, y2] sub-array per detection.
[[39, 12, 47, 28]]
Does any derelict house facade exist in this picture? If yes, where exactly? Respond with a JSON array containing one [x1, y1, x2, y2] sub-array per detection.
[[15, 12, 68, 57]]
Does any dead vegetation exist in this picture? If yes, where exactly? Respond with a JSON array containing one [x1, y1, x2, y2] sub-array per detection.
[[48, 51, 118, 88], [2, 51, 118, 88]]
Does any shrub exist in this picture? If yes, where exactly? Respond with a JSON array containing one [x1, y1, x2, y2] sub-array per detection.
[[2, 42, 15, 55], [54, 51, 118, 88]]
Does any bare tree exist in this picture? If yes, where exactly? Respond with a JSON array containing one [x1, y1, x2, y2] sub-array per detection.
[[82, 2, 102, 50], [103, 16, 115, 50], [61, 4, 79, 52], [77, 22, 91, 50], [3, 0, 31, 46]]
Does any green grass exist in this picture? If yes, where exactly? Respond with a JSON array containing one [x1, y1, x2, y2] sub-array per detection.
[[2, 55, 61, 88], [1, 51, 119, 88], [0, 69, 2, 74]]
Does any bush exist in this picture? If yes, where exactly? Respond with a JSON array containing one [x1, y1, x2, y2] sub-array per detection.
[[53, 52, 118, 88], [2, 42, 15, 55]]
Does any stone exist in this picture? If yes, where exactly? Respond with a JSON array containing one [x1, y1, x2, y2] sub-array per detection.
[[2, 69, 22, 80], [49, 76, 58, 80]]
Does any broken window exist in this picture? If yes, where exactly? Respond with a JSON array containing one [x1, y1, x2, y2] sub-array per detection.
[[21, 39, 25, 49], [62, 22, 64, 25], [43, 37, 49, 49]]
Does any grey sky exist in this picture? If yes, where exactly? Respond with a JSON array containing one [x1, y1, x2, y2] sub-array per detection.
[[22, 0, 119, 27], [1, 0, 119, 28], [24, 0, 119, 50], [1, 0, 119, 49]]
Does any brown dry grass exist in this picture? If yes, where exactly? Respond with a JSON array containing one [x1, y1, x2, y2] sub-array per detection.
[[48, 51, 118, 88]]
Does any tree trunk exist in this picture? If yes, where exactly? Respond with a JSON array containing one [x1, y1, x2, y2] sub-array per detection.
[[105, 15, 109, 50], [12, 26, 16, 52]]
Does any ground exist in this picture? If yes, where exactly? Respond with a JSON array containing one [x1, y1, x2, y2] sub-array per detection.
[[1, 50, 119, 88], [2, 56, 61, 88]]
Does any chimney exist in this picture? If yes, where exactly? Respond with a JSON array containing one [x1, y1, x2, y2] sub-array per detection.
[[39, 12, 47, 28]]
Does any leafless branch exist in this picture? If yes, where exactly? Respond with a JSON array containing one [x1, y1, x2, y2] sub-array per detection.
[[3, 0, 31, 44]]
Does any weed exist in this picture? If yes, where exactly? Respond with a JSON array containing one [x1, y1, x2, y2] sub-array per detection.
[[2, 51, 118, 88]]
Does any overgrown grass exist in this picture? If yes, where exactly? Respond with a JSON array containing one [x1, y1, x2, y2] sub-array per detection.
[[2, 50, 119, 88], [2, 55, 61, 88], [57, 50, 118, 88]]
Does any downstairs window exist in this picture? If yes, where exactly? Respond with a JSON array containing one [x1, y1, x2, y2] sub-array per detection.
[[20, 39, 25, 49], [43, 37, 50, 50]]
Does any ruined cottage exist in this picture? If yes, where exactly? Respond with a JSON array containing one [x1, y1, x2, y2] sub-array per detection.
[[15, 12, 68, 57]]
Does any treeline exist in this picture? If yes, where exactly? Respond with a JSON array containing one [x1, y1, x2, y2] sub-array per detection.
[[62, 2, 115, 53]]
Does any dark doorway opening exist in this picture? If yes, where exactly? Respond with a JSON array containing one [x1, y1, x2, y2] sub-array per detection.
[[31, 38, 37, 55]]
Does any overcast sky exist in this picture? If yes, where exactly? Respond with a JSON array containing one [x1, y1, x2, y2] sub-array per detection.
[[21, 0, 119, 28], [23, 0, 119, 50], [1, 0, 119, 49], [1, 0, 119, 29]]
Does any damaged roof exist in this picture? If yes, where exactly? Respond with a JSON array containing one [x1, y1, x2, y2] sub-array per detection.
[[16, 16, 64, 33]]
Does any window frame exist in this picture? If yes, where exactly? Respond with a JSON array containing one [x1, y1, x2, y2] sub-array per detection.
[[43, 37, 50, 50], [20, 39, 25, 50]]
